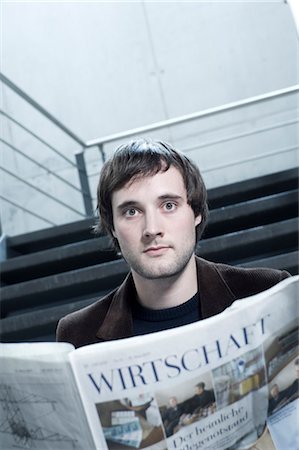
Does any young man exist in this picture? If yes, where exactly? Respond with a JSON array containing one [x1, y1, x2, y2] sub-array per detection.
[[161, 397, 184, 437], [187, 382, 216, 414], [56, 138, 289, 347]]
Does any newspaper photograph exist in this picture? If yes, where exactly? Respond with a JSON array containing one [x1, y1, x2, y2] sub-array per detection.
[[69, 276, 298, 450], [264, 316, 299, 450]]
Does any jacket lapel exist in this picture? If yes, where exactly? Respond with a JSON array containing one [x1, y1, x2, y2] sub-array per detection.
[[195, 257, 236, 318], [96, 273, 136, 341]]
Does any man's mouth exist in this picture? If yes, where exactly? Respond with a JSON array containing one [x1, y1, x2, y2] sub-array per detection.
[[144, 246, 170, 255]]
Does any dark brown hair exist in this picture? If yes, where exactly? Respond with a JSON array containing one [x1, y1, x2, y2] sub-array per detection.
[[95, 138, 208, 250]]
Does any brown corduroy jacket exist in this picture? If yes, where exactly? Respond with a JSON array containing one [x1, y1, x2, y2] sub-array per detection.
[[56, 256, 289, 348]]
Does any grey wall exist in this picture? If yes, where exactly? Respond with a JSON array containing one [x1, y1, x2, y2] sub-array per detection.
[[1, 1, 298, 235]]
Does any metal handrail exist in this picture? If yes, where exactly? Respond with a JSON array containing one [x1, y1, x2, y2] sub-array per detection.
[[1, 72, 93, 217], [1, 138, 84, 195], [0, 166, 85, 217], [0, 110, 77, 167], [0, 195, 57, 226], [1, 69, 298, 234], [2, 71, 297, 153], [87, 118, 299, 178], [182, 118, 299, 153], [89, 145, 298, 194], [202, 145, 299, 173], [0, 73, 85, 146], [84, 85, 299, 148]]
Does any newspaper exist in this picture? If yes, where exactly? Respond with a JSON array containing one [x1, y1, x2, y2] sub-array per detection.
[[0, 276, 298, 450]]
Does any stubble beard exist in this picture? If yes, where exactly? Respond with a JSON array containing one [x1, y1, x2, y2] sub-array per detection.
[[121, 244, 196, 281]]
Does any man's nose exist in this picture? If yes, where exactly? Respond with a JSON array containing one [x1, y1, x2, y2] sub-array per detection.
[[142, 211, 164, 239]]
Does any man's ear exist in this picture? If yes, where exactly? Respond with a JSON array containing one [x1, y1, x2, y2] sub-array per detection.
[[195, 214, 202, 226], [111, 229, 117, 238]]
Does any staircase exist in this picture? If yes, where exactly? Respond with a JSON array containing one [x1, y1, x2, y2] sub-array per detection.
[[1, 168, 298, 343]]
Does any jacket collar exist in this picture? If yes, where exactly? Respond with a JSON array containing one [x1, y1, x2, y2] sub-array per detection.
[[96, 273, 136, 341], [195, 257, 236, 318], [96, 256, 236, 341]]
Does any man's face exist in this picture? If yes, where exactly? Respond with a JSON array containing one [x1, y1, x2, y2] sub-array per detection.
[[195, 386, 204, 396], [111, 166, 201, 280], [169, 397, 178, 408], [270, 385, 279, 398]]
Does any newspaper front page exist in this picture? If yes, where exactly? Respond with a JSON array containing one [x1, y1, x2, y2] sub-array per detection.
[[70, 276, 298, 450]]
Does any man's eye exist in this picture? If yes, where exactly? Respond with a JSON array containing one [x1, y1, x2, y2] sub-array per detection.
[[125, 208, 138, 217], [164, 202, 176, 211]]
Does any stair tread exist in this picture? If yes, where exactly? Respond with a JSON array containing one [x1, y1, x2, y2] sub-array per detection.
[[2, 218, 297, 302], [205, 189, 298, 237], [5, 168, 298, 255], [208, 167, 298, 207], [1, 235, 116, 280], [197, 217, 298, 262], [6, 217, 98, 256], [2, 190, 297, 282], [238, 251, 298, 271], [1, 259, 129, 301], [1, 250, 297, 342]]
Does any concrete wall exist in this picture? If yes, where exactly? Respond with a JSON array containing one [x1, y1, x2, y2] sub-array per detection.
[[1, 1, 298, 235]]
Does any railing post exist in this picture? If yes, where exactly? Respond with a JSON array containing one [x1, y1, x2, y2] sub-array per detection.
[[0, 234, 7, 261], [98, 143, 106, 163], [75, 150, 94, 217]]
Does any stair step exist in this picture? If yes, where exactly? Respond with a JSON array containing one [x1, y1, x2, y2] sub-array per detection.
[[0, 294, 107, 342], [238, 251, 299, 274], [2, 190, 297, 285], [1, 250, 297, 343], [204, 189, 298, 238], [208, 167, 298, 208], [6, 217, 97, 257], [5, 168, 298, 257], [197, 217, 298, 264], [2, 218, 297, 318], [1, 259, 129, 318], [1, 235, 118, 285]]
